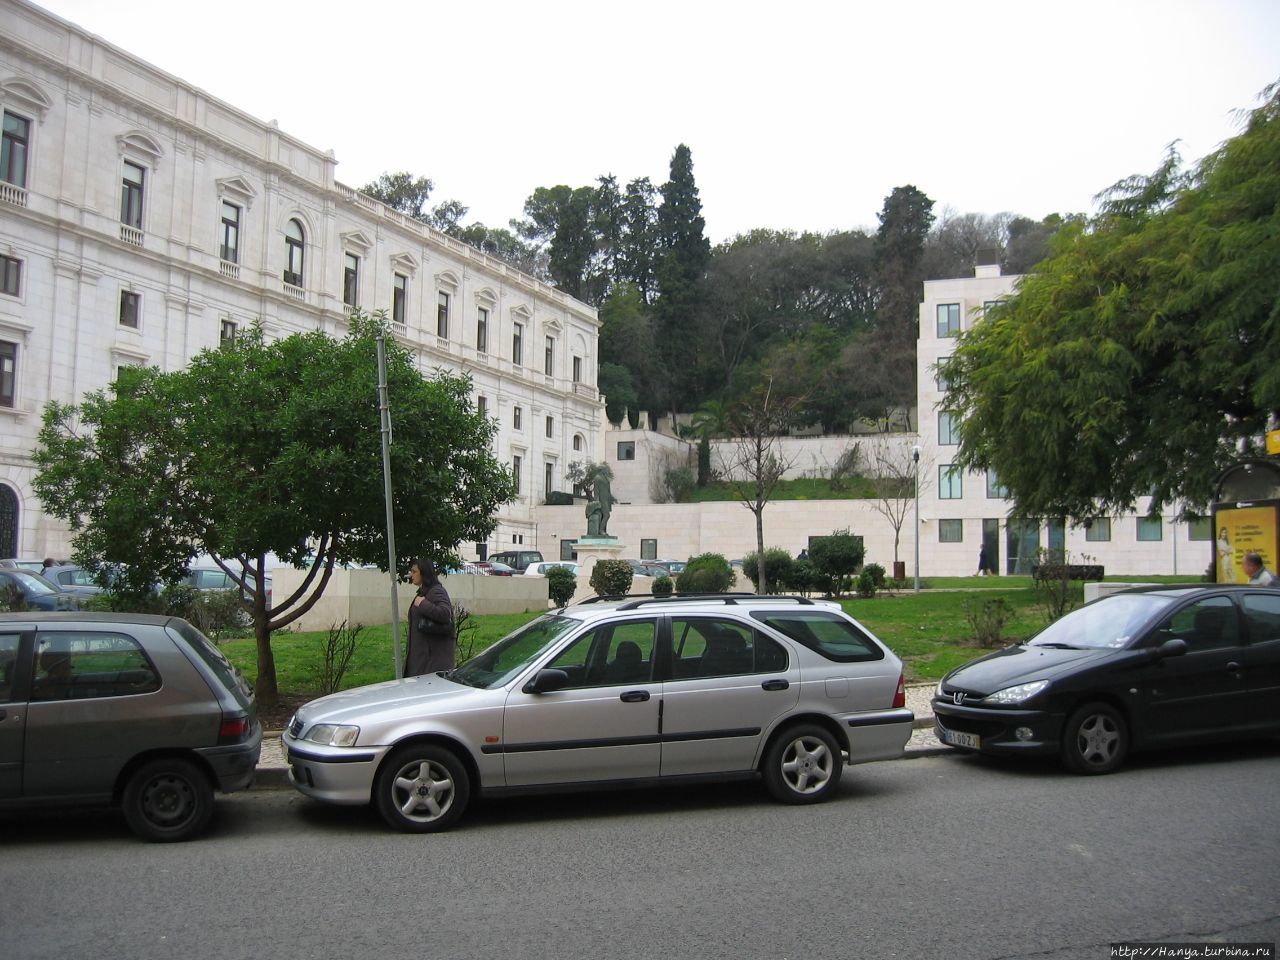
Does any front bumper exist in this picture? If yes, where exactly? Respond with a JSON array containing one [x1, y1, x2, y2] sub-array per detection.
[[194, 721, 263, 793], [281, 732, 390, 805], [932, 698, 1062, 756]]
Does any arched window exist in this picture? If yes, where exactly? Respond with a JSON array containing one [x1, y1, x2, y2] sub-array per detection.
[[572, 434, 583, 452], [284, 219, 305, 287]]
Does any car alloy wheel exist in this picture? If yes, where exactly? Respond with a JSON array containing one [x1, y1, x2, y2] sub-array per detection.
[[375, 744, 471, 833], [1061, 702, 1129, 775], [763, 724, 843, 804], [121, 758, 214, 842]]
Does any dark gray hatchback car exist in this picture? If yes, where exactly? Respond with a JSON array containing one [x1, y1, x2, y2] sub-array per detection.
[[0, 612, 261, 841]]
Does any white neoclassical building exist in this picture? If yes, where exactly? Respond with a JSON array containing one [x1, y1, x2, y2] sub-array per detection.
[[0, 0, 603, 562]]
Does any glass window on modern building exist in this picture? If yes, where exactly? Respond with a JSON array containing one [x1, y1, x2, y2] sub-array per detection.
[[513, 323, 523, 366], [119, 290, 140, 328], [938, 519, 963, 543], [935, 358, 950, 392], [938, 411, 959, 445], [343, 254, 359, 308], [437, 291, 449, 338], [986, 468, 1008, 499], [219, 201, 240, 264], [477, 307, 488, 353], [120, 161, 145, 229], [1187, 517, 1212, 541], [936, 303, 960, 337], [283, 218, 305, 287], [0, 341, 16, 407], [1, 111, 30, 187], [0, 255, 20, 297], [1085, 518, 1112, 542], [939, 464, 963, 499], [1137, 515, 1163, 542], [393, 273, 408, 326]]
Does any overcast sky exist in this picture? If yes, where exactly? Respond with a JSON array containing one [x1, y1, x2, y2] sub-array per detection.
[[33, 0, 1280, 243]]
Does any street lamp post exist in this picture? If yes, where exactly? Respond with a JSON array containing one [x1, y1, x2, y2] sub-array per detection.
[[912, 445, 921, 593]]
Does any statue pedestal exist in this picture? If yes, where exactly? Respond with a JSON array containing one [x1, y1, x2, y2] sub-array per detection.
[[573, 537, 624, 601]]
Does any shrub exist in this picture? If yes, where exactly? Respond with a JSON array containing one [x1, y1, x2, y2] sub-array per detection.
[[590, 559, 633, 598], [546, 566, 577, 607], [742, 548, 795, 594], [313, 621, 362, 695], [663, 465, 696, 503], [1031, 548, 1089, 623], [965, 596, 1014, 648], [809, 529, 865, 597], [855, 563, 886, 598], [454, 603, 480, 662], [784, 558, 822, 595], [652, 575, 674, 597], [1, 584, 27, 612], [676, 553, 735, 594]]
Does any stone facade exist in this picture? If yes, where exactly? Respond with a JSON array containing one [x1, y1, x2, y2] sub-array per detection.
[[0, 0, 602, 561]]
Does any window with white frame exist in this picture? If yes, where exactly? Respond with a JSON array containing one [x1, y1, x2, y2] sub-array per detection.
[[283, 219, 305, 287], [119, 290, 140, 328], [1, 111, 30, 188], [1137, 515, 1163, 542], [0, 340, 16, 407], [219, 201, 240, 264], [936, 303, 960, 337], [938, 520, 963, 543], [1085, 518, 1112, 542], [477, 307, 488, 353], [0, 255, 20, 297], [939, 464, 963, 499], [938, 411, 959, 445], [437, 291, 449, 338], [393, 273, 408, 325], [120, 161, 145, 229], [343, 254, 359, 308]]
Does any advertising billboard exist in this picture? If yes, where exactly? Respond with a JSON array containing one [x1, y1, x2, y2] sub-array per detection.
[[1212, 503, 1279, 583]]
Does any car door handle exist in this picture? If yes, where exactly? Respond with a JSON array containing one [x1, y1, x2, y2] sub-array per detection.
[[1226, 662, 1241, 672], [619, 690, 650, 703], [761, 679, 789, 691]]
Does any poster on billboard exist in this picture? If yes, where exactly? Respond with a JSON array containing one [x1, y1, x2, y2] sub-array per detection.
[[1212, 504, 1279, 583]]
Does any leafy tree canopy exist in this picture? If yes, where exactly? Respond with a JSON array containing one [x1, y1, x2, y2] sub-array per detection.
[[940, 83, 1280, 520]]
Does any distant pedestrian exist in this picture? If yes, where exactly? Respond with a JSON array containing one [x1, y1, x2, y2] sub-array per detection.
[[796, 548, 808, 562], [41, 557, 55, 571], [1242, 551, 1277, 587], [405, 558, 455, 676], [976, 547, 993, 577]]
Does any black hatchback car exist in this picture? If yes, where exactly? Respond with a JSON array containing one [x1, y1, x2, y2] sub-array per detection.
[[934, 585, 1280, 774], [0, 612, 261, 840]]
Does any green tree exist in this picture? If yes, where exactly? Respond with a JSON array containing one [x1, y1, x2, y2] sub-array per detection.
[[655, 144, 711, 408], [598, 362, 639, 425], [874, 185, 935, 400], [34, 313, 515, 706], [598, 283, 660, 412], [619, 176, 660, 302], [809, 530, 866, 598], [361, 171, 435, 219], [517, 184, 599, 300], [940, 83, 1280, 519]]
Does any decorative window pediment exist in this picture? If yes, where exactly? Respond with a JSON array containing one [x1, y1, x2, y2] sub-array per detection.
[[215, 175, 256, 208], [510, 303, 532, 323], [392, 252, 418, 276], [436, 269, 460, 292], [110, 343, 151, 365], [116, 130, 164, 164], [475, 286, 498, 307], [341, 230, 373, 254], [543, 318, 564, 335], [0, 77, 53, 119]]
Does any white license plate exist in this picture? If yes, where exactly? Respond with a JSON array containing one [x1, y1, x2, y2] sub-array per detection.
[[943, 729, 980, 749]]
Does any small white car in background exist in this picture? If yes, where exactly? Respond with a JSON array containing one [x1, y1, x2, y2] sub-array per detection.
[[522, 561, 579, 577]]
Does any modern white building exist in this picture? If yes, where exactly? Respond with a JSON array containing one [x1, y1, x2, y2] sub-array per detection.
[[0, 0, 603, 562]]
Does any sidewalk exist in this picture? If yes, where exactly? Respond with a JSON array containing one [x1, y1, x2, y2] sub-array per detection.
[[251, 683, 946, 791]]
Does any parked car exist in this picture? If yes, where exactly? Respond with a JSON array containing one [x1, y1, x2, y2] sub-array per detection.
[[488, 550, 544, 573], [933, 585, 1280, 775], [473, 561, 516, 577], [0, 569, 80, 611], [0, 559, 50, 573], [0, 612, 261, 841], [39, 564, 105, 597], [282, 594, 913, 832], [622, 559, 670, 578], [522, 561, 579, 577], [443, 562, 483, 576], [180, 566, 272, 608], [658, 560, 687, 575]]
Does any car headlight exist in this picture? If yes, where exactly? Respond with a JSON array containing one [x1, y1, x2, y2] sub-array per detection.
[[303, 723, 361, 747], [981, 680, 1049, 705]]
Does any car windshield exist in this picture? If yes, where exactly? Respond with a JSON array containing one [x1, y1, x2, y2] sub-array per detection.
[[1028, 593, 1174, 650], [10, 571, 57, 595], [450, 615, 579, 689]]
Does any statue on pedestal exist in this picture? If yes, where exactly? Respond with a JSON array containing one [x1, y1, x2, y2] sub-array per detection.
[[585, 473, 615, 537]]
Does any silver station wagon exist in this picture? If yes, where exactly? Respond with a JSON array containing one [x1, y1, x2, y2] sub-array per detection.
[[284, 595, 913, 832]]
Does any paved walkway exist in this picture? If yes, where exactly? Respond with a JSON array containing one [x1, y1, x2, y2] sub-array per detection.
[[252, 683, 946, 791]]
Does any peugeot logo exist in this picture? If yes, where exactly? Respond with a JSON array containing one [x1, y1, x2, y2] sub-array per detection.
[[952, 691, 965, 705]]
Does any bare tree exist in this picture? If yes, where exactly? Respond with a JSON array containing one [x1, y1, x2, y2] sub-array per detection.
[[722, 379, 804, 594], [865, 437, 934, 570]]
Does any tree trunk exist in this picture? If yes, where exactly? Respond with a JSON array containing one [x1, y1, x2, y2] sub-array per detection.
[[253, 607, 278, 709], [755, 505, 767, 595]]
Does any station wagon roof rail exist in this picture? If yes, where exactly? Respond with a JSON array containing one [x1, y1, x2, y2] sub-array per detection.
[[580, 593, 818, 611]]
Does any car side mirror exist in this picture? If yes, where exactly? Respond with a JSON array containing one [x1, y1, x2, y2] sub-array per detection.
[[1156, 637, 1188, 659], [524, 668, 570, 694]]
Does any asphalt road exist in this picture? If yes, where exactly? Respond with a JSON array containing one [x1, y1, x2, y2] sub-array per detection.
[[3, 743, 1278, 960]]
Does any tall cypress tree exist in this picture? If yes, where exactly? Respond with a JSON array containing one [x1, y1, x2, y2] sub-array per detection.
[[655, 144, 711, 411], [873, 185, 935, 405]]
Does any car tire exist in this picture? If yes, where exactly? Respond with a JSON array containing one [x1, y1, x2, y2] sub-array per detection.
[[375, 743, 471, 833], [762, 724, 843, 804], [121, 757, 215, 842], [1061, 701, 1129, 775]]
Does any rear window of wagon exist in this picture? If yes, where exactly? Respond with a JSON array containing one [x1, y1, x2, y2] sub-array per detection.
[[750, 611, 884, 663]]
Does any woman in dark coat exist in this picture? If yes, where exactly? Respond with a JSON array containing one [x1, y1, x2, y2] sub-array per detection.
[[405, 558, 455, 676]]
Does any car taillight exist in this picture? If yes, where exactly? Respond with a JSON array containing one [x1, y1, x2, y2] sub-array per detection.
[[892, 673, 906, 709], [219, 715, 250, 743]]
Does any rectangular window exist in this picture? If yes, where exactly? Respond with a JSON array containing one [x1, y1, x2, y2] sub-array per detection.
[[343, 254, 359, 308], [939, 464, 962, 499], [544, 461, 554, 499], [938, 519, 964, 543], [0, 341, 16, 407], [1085, 518, 1112, 542], [513, 406, 522, 430], [1187, 517, 1212, 541], [560, 539, 577, 562], [935, 358, 950, 393], [1, 111, 30, 188], [437, 291, 450, 338], [986, 468, 1008, 499], [513, 323, 523, 366], [938, 411, 959, 445], [545, 415, 554, 439], [617, 441, 635, 461], [477, 395, 487, 417], [936, 303, 960, 337], [512, 454, 522, 492], [572, 355, 582, 383], [120, 161, 145, 228], [544, 337, 554, 376], [393, 274, 408, 325], [0, 255, 20, 297], [477, 307, 488, 353], [219, 201, 240, 263], [119, 290, 140, 328], [1137, 515, 1163, 542], [220, 318, 237, 344], [640, 539, 658, 561]]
